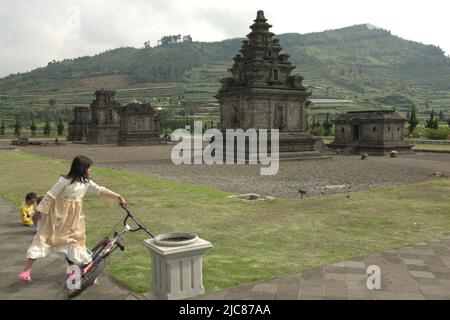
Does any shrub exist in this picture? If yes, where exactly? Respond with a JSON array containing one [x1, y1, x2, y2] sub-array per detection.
[[410, 127, 430, 139], [310, 127, 324, 137], [427, 127, 450, 140]]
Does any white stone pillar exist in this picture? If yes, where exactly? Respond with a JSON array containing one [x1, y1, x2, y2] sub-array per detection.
[[143, 233, 213, 300]]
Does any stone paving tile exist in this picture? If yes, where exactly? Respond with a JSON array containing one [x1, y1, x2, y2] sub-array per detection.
[[323, 279, 347, 289], [346, 280, 367, 291], [324, 273, 346, 281], [298, 295, 325, 300], [402, 258, 426, 266], [409, 271, 436, 279], [0, 197, 140, 300], [346, 273, 367, 282], [342, 261, 366, 269], [418, 285, 449, 297], [406, 265, 431, 272], [298, 286, 324, 297], [324, 286, 347, 299], [274, 285, 300, 300], [414, 278, 440, 286], [252, 283, 277, 295], [438, 279, 450, 289], [347, 289, 374, 300], [198, 233, 450, 300]]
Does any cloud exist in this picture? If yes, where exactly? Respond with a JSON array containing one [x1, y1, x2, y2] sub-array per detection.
[[0, 0, 449, 77]]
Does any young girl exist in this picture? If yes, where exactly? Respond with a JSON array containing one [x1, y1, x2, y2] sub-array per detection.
[[18, 155, 127, 282], [19, 192, 37, 227]]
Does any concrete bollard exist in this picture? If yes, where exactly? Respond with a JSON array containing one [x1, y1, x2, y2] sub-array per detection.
[[144, 232, 213, 300]]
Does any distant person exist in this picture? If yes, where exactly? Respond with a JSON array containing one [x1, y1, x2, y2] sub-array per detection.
[[18, 155, 127, 282], [19, 193, 37, 227]]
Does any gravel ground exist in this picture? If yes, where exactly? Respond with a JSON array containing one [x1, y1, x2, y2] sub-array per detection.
[[3, 141, 450, 199]]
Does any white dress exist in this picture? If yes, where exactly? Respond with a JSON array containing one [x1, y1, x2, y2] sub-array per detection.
[[27, 176, 120, 265]]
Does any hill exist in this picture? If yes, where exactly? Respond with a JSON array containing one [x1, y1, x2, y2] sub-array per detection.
[[1, 24, 450, 127], [1, 24, 449, 93]]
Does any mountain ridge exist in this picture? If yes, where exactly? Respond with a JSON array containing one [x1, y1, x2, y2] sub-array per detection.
[[1, 23, 449, 98]]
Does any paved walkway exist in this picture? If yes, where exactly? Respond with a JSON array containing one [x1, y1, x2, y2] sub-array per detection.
[[0, 197, 140, 300], [198, 239, 450, 300]]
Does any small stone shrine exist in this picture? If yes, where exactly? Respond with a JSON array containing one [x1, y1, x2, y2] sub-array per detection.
[[86, 89, 121, 145], [117, 102, 161, 146], [329, 110, 413, 155], [67, 106, 90, 142]]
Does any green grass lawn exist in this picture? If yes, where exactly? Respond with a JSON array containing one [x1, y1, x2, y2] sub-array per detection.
[[412, 144, 450, 152], [1, 150, 450, 294]]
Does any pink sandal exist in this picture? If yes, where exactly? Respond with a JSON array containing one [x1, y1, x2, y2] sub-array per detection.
[[18, 271, 32, 282]]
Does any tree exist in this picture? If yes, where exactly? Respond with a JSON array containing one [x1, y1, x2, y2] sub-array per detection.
[[14, 119, 21, 137], [57, 118, 64, 136], [30, 120, 37, 136], [447, 119, 450, 128], [425, 109, 439, 129], [439, 109, 446, 121], [323, 113, 333, 136], [43, 121, 51, 136], [144, 40, 151, 48], [183, 35, 193, 43], [0, 120, 5, 135], [48, 99, 57, 106], [310, 116, 316, 130], [408, 105, 419, 134], [314, 118, 321, 129]]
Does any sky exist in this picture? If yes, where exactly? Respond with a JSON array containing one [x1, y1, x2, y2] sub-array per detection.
[[0, 0, 449, 77]]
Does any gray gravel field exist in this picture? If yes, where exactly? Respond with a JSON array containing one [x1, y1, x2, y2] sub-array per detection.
[[3, 141, 450, 198]]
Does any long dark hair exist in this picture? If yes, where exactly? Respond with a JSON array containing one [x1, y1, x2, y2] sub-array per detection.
[[65, 155, 93, 184]]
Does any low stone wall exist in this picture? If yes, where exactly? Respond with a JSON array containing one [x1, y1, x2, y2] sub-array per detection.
[[407, 139, 450, 145], [413, 149, 450, 154]]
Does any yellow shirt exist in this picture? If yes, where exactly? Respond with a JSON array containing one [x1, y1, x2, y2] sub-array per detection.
[[19, 203, 34, 227]]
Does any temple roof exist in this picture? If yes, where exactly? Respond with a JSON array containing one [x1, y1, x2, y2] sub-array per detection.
[[218, 10, 306, 92], [335, 110, 406, 121]]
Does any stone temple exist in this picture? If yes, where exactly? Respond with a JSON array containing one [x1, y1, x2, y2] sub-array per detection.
[[67, 106, 90, 142], [329, 110, 413, 155], [117, 102, 160, 146], [86, 90, 122, 145], [68, 90, 161, 146], [216, 10, 322, 160]]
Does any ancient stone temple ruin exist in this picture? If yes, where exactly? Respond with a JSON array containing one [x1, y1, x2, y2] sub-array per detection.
[[67, 90, 161, 146], [329, 110, 413, 155], [86, 90, 121, 145], [117, 102, 161, 146], [67, 106, 90, 142], [216, 10, 321, 159]]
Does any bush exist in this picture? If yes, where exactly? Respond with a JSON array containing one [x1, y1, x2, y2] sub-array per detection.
[[410, 127, 429, 139], [310, 127, 324, 137], [427, 127, 450, 140]]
